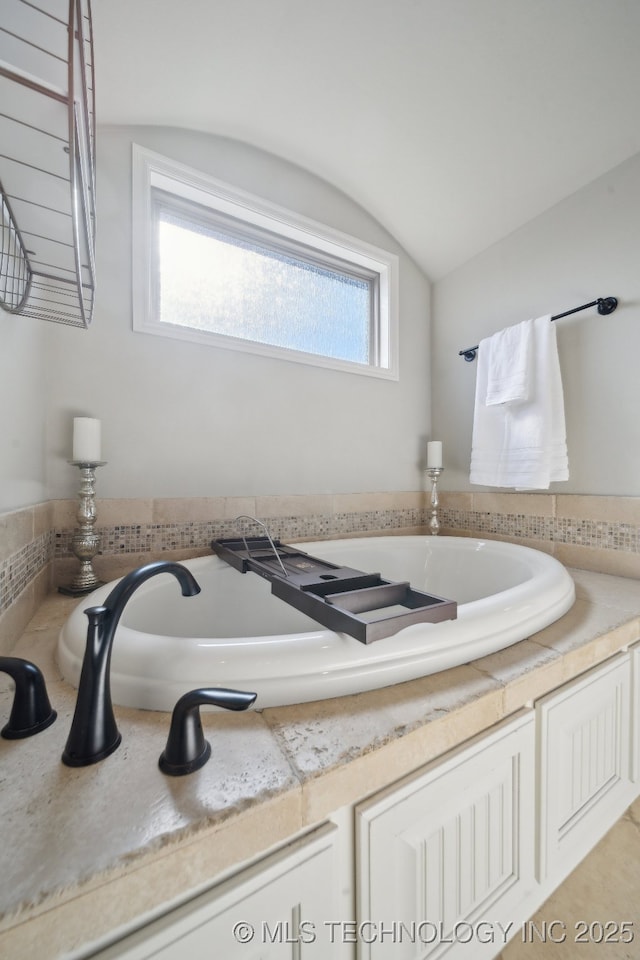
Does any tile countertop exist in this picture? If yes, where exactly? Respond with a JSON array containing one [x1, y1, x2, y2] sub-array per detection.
[[1, 568, 640, 960]]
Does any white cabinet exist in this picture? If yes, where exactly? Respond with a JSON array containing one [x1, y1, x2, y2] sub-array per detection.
[[85, 649, 640, 960], [632, 642, 640, 783], [90, 823, 340, 959], [536, 652, 635, 885], [356, 712, 536, 960]]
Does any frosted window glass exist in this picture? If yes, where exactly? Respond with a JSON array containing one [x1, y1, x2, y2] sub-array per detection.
[[157, 213, 372, 364]]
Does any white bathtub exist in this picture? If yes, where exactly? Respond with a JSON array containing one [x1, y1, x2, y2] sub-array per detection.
[[57, 536, 575, 711]]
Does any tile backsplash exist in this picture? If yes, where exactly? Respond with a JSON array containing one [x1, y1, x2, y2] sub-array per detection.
[[0, 502, 53, 653], [2, 491, 640, 652], [440, 492, 640, 579]]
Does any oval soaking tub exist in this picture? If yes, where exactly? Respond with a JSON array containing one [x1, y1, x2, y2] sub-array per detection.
[[57, 536, 575, 711]]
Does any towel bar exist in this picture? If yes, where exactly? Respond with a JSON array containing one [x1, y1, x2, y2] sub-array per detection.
[[459, 296, 618, 361]]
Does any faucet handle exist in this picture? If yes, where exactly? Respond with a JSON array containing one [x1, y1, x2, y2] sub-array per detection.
[[0, 656, 57, 739], [159, 687, 257, 777]]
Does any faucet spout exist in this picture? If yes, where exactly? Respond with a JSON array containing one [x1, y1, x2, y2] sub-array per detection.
[[62, 561, 201, 767]]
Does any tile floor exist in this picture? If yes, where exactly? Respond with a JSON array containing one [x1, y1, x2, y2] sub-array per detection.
[[499, 798, 640, 959]]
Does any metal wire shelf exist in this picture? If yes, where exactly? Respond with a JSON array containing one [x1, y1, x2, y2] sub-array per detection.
[[0, 0, 96, 327]]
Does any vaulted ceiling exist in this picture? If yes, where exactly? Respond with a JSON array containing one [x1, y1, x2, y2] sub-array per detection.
[[93, 0, 640, 280]]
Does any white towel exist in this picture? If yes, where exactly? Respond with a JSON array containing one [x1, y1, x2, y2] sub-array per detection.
[[485, 318, 533, 406], [470, 315, 569, 489]]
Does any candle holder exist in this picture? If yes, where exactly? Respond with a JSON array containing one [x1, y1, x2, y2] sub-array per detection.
[[58, 461, 107, 596], [426, 467, 444, 536]]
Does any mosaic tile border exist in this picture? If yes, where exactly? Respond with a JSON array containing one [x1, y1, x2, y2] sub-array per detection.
[[0, 532, 53, 617], [441, 509, 640, 553], [53, 508, 429, 559]]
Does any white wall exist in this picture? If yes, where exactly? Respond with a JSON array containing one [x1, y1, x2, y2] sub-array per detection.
[[0, 312, 48, 512], [41, 126, 432, 501], [12, 127, 636, 511], [432, 151, 640, 496]]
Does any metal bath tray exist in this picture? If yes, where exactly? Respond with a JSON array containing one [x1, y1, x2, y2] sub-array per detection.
[[211, 537, 457, 644]]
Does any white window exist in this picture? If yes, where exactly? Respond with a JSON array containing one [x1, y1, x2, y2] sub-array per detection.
[[132, 145, 399, 378]]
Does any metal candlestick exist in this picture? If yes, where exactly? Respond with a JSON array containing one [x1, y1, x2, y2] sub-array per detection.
[[58, 460, 107, 596], [426, 467, 443, 535]]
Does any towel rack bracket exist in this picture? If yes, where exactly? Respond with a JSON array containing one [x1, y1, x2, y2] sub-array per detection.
[[597, 296, 618, 316]]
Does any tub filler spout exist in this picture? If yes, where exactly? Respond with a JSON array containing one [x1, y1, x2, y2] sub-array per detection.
[[62, 561, 201, 767]]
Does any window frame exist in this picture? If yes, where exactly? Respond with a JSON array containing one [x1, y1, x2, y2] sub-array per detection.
[[131, 145, 399, 379]]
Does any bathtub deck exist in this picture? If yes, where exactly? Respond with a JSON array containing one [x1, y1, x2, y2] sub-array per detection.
[[1, 565, 639, 959]]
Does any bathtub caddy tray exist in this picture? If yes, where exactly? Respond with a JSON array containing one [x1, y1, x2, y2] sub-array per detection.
[[211, 537, 457, 644]]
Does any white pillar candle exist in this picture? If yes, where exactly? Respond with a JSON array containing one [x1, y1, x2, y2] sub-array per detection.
[[72, 417, 101, 462], [427, 440, 442, 469]]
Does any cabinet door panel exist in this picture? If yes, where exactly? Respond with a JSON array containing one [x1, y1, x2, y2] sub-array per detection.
[[537, 653, 634, 884], [632, 642, 640, 783], [91, 823, 339, 960], [357, 712, 535, 960]]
